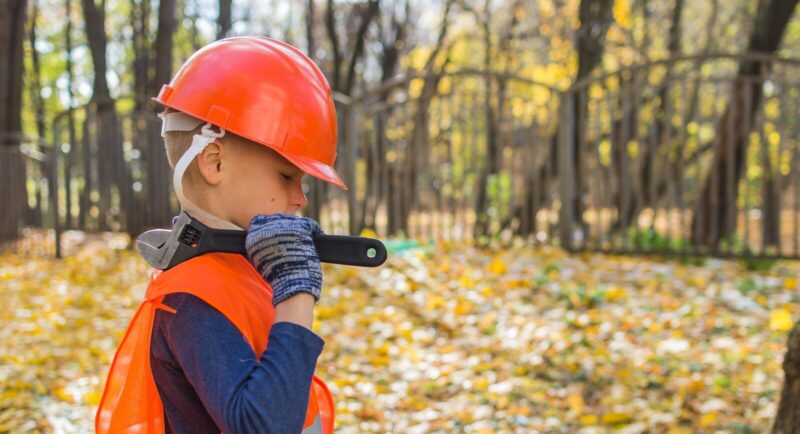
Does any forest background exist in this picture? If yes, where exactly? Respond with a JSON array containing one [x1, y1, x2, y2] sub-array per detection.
[[4, 0, 800, 432]]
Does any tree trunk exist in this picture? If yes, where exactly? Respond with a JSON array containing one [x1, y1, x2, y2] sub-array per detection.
[[0, 0, 27, 144], [568, 0, 614, 239], [304, 0, 322, 223], [145, 0, 176, 230], [513, 0, 613, 245], [27, 0, 46, 226], [360, 0, 409, 232], [692, 0, 799, 250], [131, 0, 150, 111], [188, 0, 201, 51], [78, 116, 92, 229], [216, 0, 232, 39], [318, 0, 382, 232], [61, 0, 78, 229], [387, 163, 400, 235], [775, 322, 800, 433], [81, 0, 134, 236], [129, 0, 148, 234], [324, 0, 342, 91], [392, 0, 451, 236], [474, 1, 520, 240], [611, 72, 639, 234], [343, 0, 379, 95], [633, 0, 683, 218], [325, 0, 381, 95], [626, 0, 723, 240], [82, 0, 111, 230], [473, 1, 496, 241], [0, 0, 28, 243], [306, 0, 344, 227], [474, 0, 521, 240], [306, 0, 315, 57]]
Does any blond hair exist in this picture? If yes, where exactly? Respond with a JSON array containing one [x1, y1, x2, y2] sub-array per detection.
[[162, 109, 237, 187], [163, 109, 201, 167]]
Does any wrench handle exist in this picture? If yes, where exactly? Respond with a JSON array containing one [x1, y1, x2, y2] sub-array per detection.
[[314, 234, 387, 267]]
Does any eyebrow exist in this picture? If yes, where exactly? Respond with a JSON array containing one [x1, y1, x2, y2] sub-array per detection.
[[275, 155, 303, 175], [282, 164, 303, 176]]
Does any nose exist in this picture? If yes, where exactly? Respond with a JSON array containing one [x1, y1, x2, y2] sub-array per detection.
[[293, 181, 308, 210]]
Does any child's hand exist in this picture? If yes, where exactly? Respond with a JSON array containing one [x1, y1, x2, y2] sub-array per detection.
[[245, 213, 323, 307]]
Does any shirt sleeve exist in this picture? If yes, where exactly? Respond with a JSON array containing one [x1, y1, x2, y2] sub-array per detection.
[[156, 292, 325, 434]]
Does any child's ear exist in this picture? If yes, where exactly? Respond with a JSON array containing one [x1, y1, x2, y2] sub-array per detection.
[[195, 140, 224, 185]]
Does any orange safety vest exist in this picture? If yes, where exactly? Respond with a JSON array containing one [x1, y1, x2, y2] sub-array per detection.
[[95, 252, 335, 433]]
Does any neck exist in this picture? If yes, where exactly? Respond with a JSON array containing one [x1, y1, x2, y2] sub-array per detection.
[[181, 189, 243, 230]]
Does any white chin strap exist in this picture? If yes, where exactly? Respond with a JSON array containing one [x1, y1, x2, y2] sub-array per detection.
[[162, 111, 244, 230]]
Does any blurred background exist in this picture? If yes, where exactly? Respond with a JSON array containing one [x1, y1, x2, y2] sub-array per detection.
[[3, 0, 800, 432]]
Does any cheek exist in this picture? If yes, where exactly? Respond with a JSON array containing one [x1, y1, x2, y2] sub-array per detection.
[[245, 172, 289, 213]]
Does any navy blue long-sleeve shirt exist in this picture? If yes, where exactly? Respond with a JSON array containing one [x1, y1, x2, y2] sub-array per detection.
[[150, 292, 325, 434]]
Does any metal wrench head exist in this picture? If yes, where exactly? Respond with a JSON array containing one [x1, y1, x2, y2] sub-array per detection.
[[135, 211, 194, 270]]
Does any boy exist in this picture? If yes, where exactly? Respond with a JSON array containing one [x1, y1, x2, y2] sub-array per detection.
[[96, 37, 343, 434]]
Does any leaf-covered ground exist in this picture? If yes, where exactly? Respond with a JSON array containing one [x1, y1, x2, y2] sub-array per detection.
[[1, 234, 798, 433]]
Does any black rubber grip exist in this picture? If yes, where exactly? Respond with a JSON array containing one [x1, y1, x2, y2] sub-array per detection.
[[314, 234, 387, 267], [198, 230, 388, 267]]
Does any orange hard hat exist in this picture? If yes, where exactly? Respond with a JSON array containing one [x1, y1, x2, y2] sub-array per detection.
[[153, 36, 346, 190]]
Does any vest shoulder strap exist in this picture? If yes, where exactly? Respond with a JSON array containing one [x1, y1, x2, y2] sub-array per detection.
[[147, 253, 274, 351]]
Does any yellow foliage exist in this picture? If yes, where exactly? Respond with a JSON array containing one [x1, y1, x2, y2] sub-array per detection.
[[474, 377, 490, 391], [601, 412, 632, 425], [539, 0, 555, 18], [765, 99, 781, 118], [360, 228, 378, 238], [605, 287, 627, 302], [613, 0, 632, 29], [454, 299, 474, 315], [408, 78, 425, 99], [488, 257, 507, 275], [3, 235, 799, 431], [770, 308, 794, 332], [83, 389, 102, 406], [427, 294, 446, 310], [699, 411, 718, 428], [403, 46, 433, 71], [627, 140, 639, 158], [54, 387, 73, 403], [458, 274, 476, 289], [567, 393, 585, 414], [667, 427, 694, 434], [369, 355, 390, 367], [599, 140, 612, 167]]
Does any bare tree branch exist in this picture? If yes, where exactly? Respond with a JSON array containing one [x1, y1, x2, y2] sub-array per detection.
[[325, 0, 342, 90]]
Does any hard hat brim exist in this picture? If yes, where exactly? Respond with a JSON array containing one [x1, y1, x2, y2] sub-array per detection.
[[282, 152, 348, 191]]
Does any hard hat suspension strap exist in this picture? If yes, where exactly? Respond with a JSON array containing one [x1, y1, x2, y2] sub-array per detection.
[[172, 123, 244, 230]]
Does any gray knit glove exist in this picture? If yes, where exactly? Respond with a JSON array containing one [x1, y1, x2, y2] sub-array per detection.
[[245, 213, 323, 306]]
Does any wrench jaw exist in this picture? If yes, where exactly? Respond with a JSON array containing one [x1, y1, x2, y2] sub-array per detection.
[[135, 229, 172, 269], [135, 212, 197, 270]]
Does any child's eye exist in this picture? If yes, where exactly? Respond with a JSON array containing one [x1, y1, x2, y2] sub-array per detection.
[[281, 173, 292, 181]]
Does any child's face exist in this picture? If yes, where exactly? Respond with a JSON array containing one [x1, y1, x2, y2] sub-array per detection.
[[217, 137, 309, 229]]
